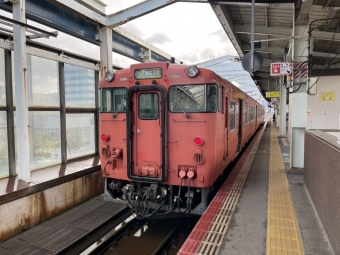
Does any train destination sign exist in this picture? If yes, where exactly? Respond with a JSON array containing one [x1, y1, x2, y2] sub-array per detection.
[[266, 91, 279, 98], [134, 68, 162, 79]]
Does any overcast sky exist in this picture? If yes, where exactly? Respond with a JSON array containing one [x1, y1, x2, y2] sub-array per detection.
[[103, 1, 237, 66], [1, 1, 237, 66], [14, 1, 237, 68]]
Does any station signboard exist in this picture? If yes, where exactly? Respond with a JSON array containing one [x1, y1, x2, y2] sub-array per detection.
[[266, 91, 279, 98], [270, 62, 291, 76]]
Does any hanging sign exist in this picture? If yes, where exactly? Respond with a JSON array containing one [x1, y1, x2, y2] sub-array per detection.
[[280, 62, 291, 75], [270, 63, 281, 76], [266, 91, 280, 98]]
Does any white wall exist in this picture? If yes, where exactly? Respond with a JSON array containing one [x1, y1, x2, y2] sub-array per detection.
[[307, 76, 340, 130]]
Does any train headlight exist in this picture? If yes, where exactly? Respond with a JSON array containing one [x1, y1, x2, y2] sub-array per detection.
[[186, 65, 200, 78], [105, 71, 115, 82]]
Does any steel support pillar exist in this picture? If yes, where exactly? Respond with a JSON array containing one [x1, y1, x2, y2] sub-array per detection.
[[59, 62, 67, 164], [289, 25, 308, 168], [99, 27, 113, 77], [5, 50, 16, 177], [279, 74, 287, 136], [13, 0, 30, 182], [275, 97, 280, 128], [94, 70, 99, 155]]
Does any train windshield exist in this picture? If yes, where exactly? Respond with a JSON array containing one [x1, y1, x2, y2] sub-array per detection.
[[169, 84, 217, 113], [100, 88, 127, 112]]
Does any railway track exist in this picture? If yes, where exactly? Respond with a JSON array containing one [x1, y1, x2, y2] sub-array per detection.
[[79, 216, 198, 255]]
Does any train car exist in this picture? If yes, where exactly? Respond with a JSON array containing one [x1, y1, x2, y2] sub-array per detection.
[[99, 61, 264, 218]]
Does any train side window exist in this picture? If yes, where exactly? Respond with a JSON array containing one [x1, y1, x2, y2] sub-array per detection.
[[138, 93, 159, 120], [222, 87, 225, 113], [230, 101, 236, 131], [251, 106, 254, 121], [218, 86, 222, 112], [100, 88, 127, 112]]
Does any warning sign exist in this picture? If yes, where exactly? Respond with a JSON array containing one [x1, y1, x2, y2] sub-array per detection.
[[280, 62, 291, 75], [270, 63, 281, 76]]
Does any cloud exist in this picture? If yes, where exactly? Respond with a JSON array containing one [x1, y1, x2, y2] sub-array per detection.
[[209, 29, 223, 37], [222, 43, 238, 56], [178, 51, 200, 65], [145, 33, 172, 45], [199, 48, 217, 61], [121, 23, 145, 39], [209, 28, 229, 43]]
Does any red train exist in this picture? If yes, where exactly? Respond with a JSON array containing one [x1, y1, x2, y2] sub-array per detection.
[[99, 61, 264, 217]]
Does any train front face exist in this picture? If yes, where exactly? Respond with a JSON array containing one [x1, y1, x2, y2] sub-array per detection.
[[99, 62, 219, 215]]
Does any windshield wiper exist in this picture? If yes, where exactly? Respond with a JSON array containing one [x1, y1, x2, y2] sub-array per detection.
[[175, 99, 190, 119], [113, 95, 126, 118], [178, 86, 203, 111]]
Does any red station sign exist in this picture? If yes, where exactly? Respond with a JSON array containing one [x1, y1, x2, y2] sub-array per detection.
[[270, 63, 281, 76]]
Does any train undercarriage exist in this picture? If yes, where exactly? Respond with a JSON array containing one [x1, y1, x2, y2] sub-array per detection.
[[106, 178, 211, 218]]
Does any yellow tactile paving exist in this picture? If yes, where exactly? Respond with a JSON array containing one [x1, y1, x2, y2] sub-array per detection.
[[267, 123, 304, 255]]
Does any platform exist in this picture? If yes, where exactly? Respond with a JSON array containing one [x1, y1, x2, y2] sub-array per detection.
[[0, 157, 105, 243], [0, 195, 129, 255], [179, 119, 335, 255]]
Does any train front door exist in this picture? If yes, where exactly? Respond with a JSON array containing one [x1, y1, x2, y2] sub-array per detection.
[[126, 86, 167, 183]]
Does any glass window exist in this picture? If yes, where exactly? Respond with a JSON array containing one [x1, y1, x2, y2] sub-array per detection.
[[230, 102, 236, 131], [27, 55, 59, 107], [100, 88, 127, 112], [207, 85, 217, 112], [0, 49, 5, 107], [0, 112, 8, 178], [65, 64, 95, 108], [139, 93, 159, 120], [29, 111, 61, 170], [218, 86, 222, 112], [169, 84, 217, 113], [66, 113, 95, 159]]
